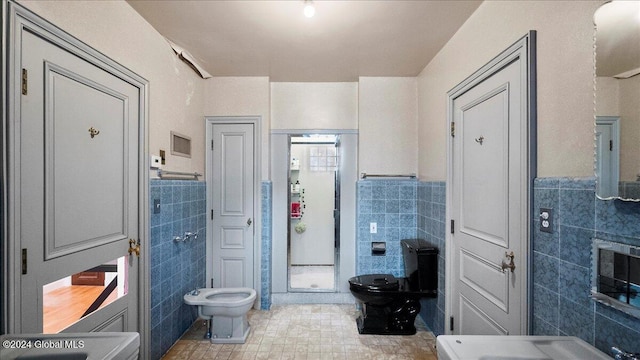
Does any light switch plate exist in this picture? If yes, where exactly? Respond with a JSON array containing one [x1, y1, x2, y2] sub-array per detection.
[[370, 222, 377, 234]]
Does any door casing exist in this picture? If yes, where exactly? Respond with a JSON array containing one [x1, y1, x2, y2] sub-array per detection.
[[2, 2, 149, 356], [205, 116, 262, 305], [445, 31, 536, 335], [270, 130, 358, 299]]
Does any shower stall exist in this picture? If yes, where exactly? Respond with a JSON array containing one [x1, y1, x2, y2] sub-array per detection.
[[271, 130, 357, 303], [288, 134, 340, 291]]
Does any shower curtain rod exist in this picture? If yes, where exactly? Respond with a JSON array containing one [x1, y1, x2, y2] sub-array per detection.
[[360, 173, 416, 179]]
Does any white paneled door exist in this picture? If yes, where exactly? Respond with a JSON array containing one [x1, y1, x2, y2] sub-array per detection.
[[449, 34, 534, 335], [14, 19, 141, 333], [210, 123, 255, 288]]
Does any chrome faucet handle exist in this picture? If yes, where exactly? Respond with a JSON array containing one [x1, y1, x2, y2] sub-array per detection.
[[190, 288, 200, 296], [184, 231, 193, 241], [612, 347, 640, 360]]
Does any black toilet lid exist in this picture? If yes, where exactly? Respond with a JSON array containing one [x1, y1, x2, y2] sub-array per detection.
[[349, 274, 399, 291]]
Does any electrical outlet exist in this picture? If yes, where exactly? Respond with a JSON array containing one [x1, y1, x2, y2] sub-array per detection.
[[540, 208, 553, 233], [370, 222, 377, 234]]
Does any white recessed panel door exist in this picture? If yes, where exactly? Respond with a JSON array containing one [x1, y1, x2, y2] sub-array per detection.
[[211, 123, 255, 288], [18, 28, 139, 333], [449, 35, 532, 335]]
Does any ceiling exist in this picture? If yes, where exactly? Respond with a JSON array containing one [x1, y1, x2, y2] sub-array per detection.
[[126, 0, 483, 82]]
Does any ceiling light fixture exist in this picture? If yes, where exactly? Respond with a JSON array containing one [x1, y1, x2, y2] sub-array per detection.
[[304, 0, 315, 18]]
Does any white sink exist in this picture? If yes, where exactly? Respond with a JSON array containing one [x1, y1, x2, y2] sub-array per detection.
[[436, 335, 611, 360], [0, 332, 139, 360]]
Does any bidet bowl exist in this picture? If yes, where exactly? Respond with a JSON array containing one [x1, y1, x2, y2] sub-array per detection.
[[184, 287, 256, 318]]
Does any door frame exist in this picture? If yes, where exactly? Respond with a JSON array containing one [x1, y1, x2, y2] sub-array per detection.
[[205, 116, 262, 306], [286, 134, 340, 292], [445, 31, 537, 335], [2, 1, 150, 356]]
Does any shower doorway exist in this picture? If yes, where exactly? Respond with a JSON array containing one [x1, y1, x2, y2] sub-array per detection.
[[288, 134, 339, 292]]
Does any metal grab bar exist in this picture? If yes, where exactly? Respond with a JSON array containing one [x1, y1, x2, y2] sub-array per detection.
[[360, 173, 416, 179], [157, 169, 202, 180]]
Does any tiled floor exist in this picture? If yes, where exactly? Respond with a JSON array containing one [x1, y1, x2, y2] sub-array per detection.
[[162, 304, 438, 360]]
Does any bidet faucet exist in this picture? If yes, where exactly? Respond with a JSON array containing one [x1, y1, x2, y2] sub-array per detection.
[[190, 288, 200, 296], [612, 347, 640, 360]]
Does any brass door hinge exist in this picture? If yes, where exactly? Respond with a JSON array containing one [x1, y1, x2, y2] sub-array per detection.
[[450, 122, 455, 137]]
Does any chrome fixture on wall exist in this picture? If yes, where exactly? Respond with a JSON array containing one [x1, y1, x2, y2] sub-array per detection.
[[612, 346, 640, 360], [174, 231, 199, 242]]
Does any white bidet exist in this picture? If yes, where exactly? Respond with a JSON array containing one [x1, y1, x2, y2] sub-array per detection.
[[184, 287, 256, 344]]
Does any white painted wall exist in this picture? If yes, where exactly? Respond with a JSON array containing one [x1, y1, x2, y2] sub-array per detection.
[[358, 77, 418, 176], [203, 77, 271, 179], [271, 83, 358, 130], [18, 0, 207, 176], [418, 0, 603, 179], [596, 77, 620, 116]]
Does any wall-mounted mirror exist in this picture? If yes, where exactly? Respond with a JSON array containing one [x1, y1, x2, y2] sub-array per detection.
[[594, 0, 640, 201]]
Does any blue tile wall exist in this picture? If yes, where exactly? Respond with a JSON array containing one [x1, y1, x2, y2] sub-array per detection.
[[356, 180, 418, 277], [417, 181, 447, 336], [261, 181, 272, 310], [149, 180, 206, 360], [532, 177, 640, 355]]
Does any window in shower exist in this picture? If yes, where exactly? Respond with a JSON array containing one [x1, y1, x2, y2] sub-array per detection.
[[288, 134, 339, 291]]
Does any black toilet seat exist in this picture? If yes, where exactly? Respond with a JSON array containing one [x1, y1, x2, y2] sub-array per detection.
[[348, 274, 399, 292]]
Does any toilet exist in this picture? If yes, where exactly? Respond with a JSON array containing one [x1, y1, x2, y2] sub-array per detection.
[[183, 287, 256, 344], [349, 239, 438, 335]]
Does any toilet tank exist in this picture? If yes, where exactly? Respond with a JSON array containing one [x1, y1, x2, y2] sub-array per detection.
[[401, 239, 438, 293]]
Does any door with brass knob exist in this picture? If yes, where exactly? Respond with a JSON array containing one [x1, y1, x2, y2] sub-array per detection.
[[209, 121, 256, 289], [449, 34, 532, 336], [13, 16, 143, 336]]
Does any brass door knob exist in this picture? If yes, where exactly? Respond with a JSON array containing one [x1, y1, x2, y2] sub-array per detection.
[[128, 239, 140, 257], [501, 251, 515, 272]]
